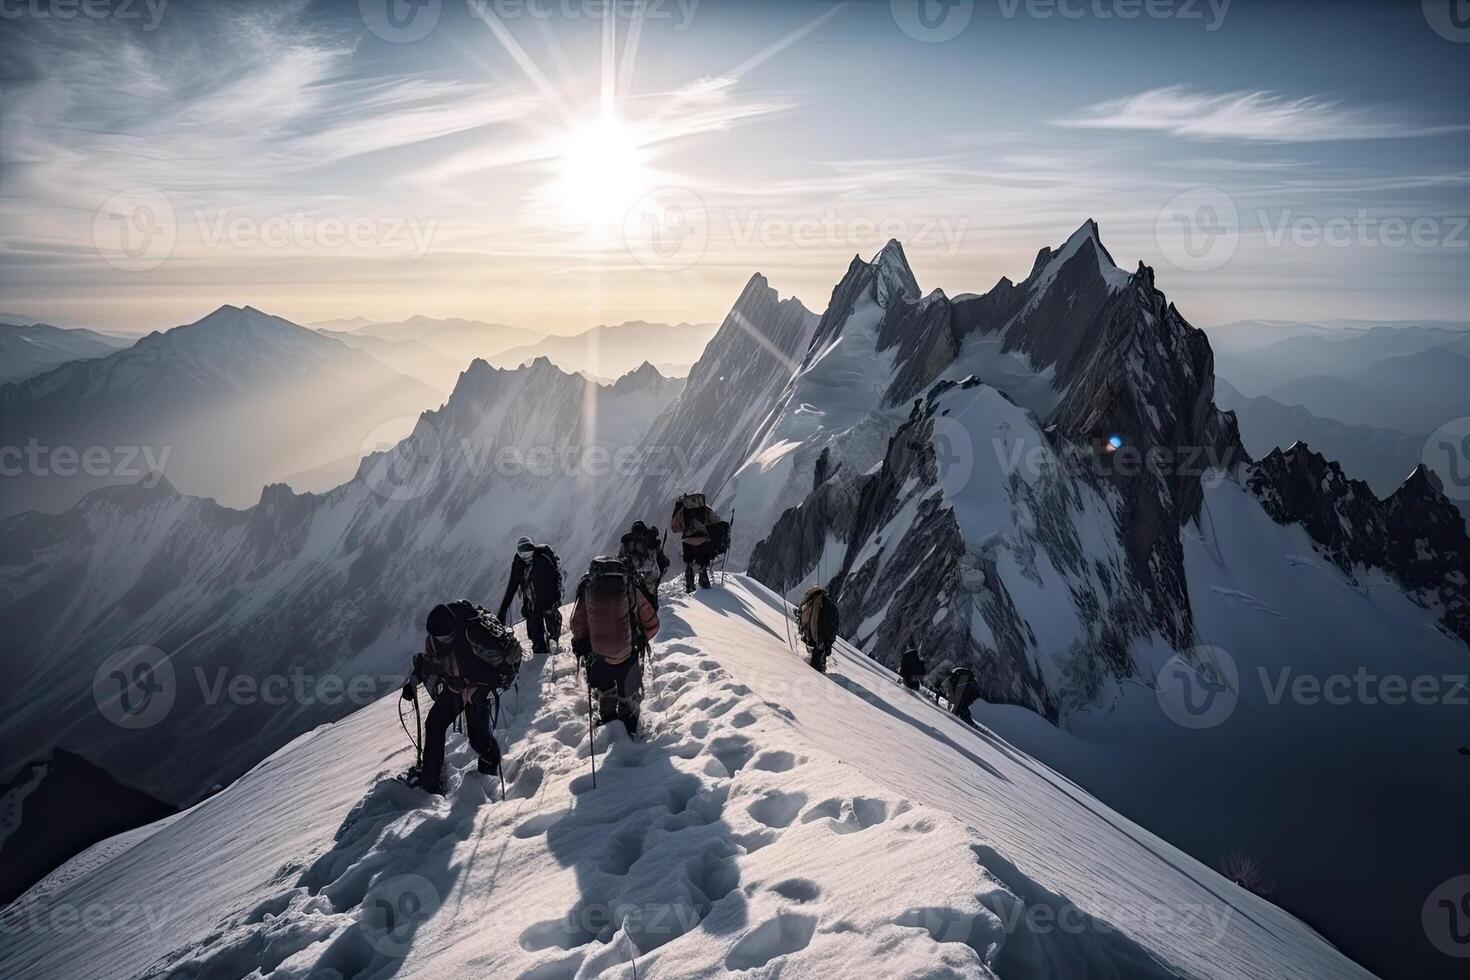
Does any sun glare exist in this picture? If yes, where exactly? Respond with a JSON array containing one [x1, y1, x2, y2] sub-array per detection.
[[558, 115, 647, 227]]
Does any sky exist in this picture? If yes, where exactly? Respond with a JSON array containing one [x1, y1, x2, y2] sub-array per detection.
[[1, 0, 1467, 335]]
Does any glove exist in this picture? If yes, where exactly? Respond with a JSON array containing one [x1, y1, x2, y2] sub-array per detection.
[[401, 679, 416, 700]]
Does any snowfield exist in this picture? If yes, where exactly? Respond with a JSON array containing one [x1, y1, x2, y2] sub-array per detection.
[[0, 578, 1369, 980]]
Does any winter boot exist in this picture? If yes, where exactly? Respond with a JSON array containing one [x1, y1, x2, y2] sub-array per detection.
[[698, 566, 712, 589], [397, 766, 443, 795], [685, 565, 696, 593]]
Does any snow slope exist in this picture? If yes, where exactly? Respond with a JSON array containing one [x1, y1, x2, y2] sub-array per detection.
[[0, 578, 1369, 980]]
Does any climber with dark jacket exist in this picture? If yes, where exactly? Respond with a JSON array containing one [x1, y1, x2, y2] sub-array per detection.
[[497, 536, 563, 655], [899, 646, 926, 691], [671, 492, 726, 592], [400, 601, 522, 794], [618, 520, 670, 603], [942, 666, 980, 720]]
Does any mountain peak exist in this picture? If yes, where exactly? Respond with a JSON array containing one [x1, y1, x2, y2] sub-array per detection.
[[868, 239, 921, 305]]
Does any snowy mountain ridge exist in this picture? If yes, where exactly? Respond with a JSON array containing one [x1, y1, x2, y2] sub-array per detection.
[[0, 580, 1372, 980]]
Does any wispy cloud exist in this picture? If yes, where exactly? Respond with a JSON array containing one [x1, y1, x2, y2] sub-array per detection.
[[1056, 86, 1465, 142]]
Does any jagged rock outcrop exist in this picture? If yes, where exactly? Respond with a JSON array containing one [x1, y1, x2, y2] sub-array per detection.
[[752, 220, 1462, 721], [1249, 445, 1470, 644]]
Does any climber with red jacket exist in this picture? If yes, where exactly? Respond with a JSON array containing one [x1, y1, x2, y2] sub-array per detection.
[[570, 556, 660, 735]]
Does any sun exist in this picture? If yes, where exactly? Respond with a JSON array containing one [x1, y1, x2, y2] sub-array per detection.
[[557, 115, 648, 228]]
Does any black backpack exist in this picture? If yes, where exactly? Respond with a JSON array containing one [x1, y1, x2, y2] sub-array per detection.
[[708, 519, 731, 556], [444, 600, 522, 682]]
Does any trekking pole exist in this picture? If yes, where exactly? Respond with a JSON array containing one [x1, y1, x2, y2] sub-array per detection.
[[721, 508, 736, 585], [586, 678, 598, 790]]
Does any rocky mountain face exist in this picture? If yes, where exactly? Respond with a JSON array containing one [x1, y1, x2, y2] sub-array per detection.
[[575, 274, 819, 556], [749, 222, 1463, 718], [1249, 446, 1470, 645], [0, 357, 682, 806]]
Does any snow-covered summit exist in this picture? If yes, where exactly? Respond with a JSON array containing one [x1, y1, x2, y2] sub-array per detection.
[[0, 579, 1370, 980]]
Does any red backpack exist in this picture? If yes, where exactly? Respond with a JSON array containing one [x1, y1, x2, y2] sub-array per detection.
[[579, 557, 648, 666]]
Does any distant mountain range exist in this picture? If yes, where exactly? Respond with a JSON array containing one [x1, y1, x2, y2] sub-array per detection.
[[0, 306, 441, 517], [313, 317, 717, 394], [0, 322, 131, 385], [489, 320, 718, 381]]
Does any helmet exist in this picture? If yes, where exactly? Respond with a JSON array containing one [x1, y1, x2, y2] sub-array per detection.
[[426, 603, 457, 639], [516, 535, 534, 555]]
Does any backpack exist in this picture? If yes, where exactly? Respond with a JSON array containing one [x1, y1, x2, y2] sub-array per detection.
[[580, 557, 648, 666], [798, 587, 839, 648], [437, 600, 522, 687], [708, 519, 731, 557], [678, 492, 707, 512]]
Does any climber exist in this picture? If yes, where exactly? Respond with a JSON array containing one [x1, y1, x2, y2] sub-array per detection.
[[671, 492, 727, 592], [899, 645, 926, 691], [570, 556, 660, 736], [618, 520, 670, 604], [942, 666, 980, 721], [797, 585, 840, 673], [497, 536, 563, 655], [399, 601, 522, 794]]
